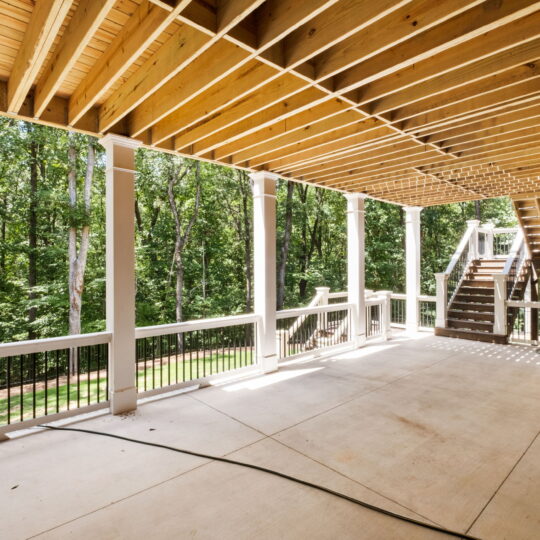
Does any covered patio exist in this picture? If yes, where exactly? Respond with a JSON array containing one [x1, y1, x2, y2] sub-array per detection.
[[2, 332, 539, 539], [2, 1, 540, 538]]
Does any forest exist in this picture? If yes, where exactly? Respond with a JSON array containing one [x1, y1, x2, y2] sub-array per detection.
[[0, 118, 517, 343]]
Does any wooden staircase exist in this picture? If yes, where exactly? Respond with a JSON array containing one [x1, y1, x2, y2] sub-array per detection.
[[435, 259, 507, 343], [435, 220, 532, 344], [512, 192, 540, 275]]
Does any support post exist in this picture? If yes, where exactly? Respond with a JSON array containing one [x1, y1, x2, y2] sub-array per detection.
[[315, 286, 330, 333], [466, 219, 481, 260], [404, 206, 422, 332], [483, 223, 495, 259], [251, 172, 278, 373], [379, 290, 392, 340], [345, 194, 366, 347], [435, 273, 448, 328], [493, 274, 508, 336], [100, 134, 141, 415]]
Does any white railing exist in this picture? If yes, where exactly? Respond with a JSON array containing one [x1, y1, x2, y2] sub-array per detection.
[[134, 313, 260, 396], [135, 313, 259, 339], [506, 299, 539, 344], [0, 331, 112, 438], [493, 231, 528, 336], [276, 302, 354, 360], [435, 221, 519, 329]]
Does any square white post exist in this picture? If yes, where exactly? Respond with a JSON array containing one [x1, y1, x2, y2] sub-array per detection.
[[315, 286, 330, 333], [467, 219, 481, 260], [100, 134, 141, 415], [404, 206, 422, 332], [345, 194, 367, 347], [251, 172, 278, 373], [435, 273, 448, 328], [493, 274, 508, 336], [483, 223, 495, 259], [379, 290, 392, 339]]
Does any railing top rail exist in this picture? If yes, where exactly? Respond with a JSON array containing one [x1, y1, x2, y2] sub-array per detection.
[[492, 227, 518, 234], [418, 295, 436, 302], [328, 291, 348, 299], [502, 230, 525, 275], [444, 223, 476, 275], [507, 299, 540, 309], [390, 293, 406, 300], [135, 313, 260, 339], [277, 303, 353, 320], [0, 331, 112, 358]]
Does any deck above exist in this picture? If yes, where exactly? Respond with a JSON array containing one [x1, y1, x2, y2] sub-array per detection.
[[2, 0, 540, 206]]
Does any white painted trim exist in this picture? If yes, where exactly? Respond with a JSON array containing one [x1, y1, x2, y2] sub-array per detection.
[[99, 133, 142, 149], [135, 314, 260, 339], [0, 332, 111, 358], [507, 300, 540, 309], [276, 303, 353, 320]]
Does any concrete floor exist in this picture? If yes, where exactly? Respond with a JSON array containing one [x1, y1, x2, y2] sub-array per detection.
[[1, 332, 539, 540]]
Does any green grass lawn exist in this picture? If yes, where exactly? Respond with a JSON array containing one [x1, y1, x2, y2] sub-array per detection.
[[1, 351, 253, 426]]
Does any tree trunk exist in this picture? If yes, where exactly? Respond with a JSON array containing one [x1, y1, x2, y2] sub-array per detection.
[[167, 161, 201, 323], [28, 137, 38, 340], [277, 181, 294, 310], [240, 172, 253, 312], [475, 199, 482, 221], [68, 137, 95, 373]]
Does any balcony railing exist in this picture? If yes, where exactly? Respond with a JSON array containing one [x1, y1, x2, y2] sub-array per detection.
[[0, 287, 431, 436], [0, 332, 111, 429], [135, 314, 258, 395]]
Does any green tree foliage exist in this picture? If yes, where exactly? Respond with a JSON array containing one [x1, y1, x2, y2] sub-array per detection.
[[0, 118, 517, 342]]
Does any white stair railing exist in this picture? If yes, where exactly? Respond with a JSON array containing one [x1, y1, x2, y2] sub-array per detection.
[[435, 221, 519, 329]]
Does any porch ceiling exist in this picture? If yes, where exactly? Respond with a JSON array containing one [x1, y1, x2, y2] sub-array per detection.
[[2, 0, 540, 206]]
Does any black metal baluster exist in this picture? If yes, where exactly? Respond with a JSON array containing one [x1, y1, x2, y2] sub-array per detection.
[[19, 355, 23, 422], [44, 351, 48, 417], [87, 346, 91, 405], [32, 352, 37, 418], [55, 350, 60, 413], [152, 336, 156, 390], [66, 349, 70, 411], [6, 355, 11, 425], [77, 346, 81, 408], [167, 334, 172, 385], [159, 335, 163, 389]]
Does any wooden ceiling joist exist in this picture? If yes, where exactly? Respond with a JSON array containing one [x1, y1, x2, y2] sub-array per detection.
[[1, 0, 540, 206]]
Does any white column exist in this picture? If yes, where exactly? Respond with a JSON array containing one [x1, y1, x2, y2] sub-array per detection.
[[467, 219, 481, 260], [404, 206, 422, 332], [251, 172, 278, 373], [484, 223, 495, 259], [100, 134, 141, 415], [379, 290, 392, 339], [315, 286, 330, 332], [493, 274, 508, 336], [435, 273, 448, 328], [345, 194, 367, 347]]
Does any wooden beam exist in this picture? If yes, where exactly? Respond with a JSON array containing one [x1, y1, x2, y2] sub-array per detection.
[[313, 0, 482, 82], [357, 10, 540, 106], [333, 0, 540, 93], [68, 0, 191, 126], [390, 62, 540, 123], [34, 0, 116, 118], [8, 0, 72, 113], [370, 37, 540, 115], [99, 0, 266, 132]]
